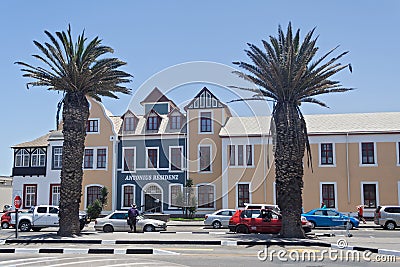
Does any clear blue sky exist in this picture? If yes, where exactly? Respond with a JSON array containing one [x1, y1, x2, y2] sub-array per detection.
[[1, 0, 399, 175]]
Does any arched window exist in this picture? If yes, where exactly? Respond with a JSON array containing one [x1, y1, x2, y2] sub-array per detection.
[[31, 148, 46, 167], [16, 149, 30, 167], [86, 185, 102, 207]]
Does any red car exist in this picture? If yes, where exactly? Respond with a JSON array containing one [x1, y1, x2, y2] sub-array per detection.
[[1, 211, 12, 229], [228, 209, 312, 234]]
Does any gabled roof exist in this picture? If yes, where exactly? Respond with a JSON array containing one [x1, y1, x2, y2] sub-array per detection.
[[144, 108, 162, 119], [140, 87, 172, 105], [184, 87, 227, 111], [220, 112, 400, 137]]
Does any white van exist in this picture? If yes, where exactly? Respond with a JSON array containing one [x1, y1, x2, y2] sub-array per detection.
[[244, 203, 280, 212]]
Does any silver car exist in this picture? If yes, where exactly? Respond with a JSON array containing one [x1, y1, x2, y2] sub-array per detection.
[[374, 206, 400, 230], [204, 209, 236, 228], [94, 210, 167, 232]]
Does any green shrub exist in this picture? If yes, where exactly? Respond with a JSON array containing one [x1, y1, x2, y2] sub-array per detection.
[[87, 199, 102, 219]]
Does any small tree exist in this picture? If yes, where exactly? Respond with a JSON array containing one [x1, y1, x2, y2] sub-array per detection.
[[99, 187, 108, 208], [87, 199, 102, 219]]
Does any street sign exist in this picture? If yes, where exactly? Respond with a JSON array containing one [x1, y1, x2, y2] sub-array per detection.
[[14, 195, 22, 209]]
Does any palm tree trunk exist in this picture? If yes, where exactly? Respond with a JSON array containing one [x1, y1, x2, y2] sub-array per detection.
[[274, 103, 305, 238], [58, 93, 89, 237]]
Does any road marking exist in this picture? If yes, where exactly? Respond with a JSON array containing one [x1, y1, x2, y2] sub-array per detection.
[[153, 249, 180, 255], [166, 248, 214, 251], [221, 240, 237, 246], [0, 256, 57, 265]]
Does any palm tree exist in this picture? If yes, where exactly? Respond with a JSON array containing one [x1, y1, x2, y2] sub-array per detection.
[[232, 23, 352, 238], [16, 25, 132, 236]]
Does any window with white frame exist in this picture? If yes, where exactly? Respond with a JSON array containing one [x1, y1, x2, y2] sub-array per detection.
[[228, 144, 253, 167], [147, 116, 160, 130], [31, 148, 45, 167], [123, 147, 136, 172], [199, 146, 211, 172], [97, 148, 107, 169], [147, 148, 158, 168], [170, 147, 183, 171], [237, 183, 250, 207], [86, 119, 99, 133], [86, 185, 102, 208], [200, 112, 212, 133], [123, 184, 135, 207], [198, 184, 214, 208], [320, 143, 334, 165], [170, 115, 181, 129], [15, 149, 30, 167], [170, 184, 183, 208], [50, 184, 61, 206], [24, 184, 37, 208], [52, 147, 63, 169], [361, 142, 375, 164], [124, 117, 135, 131], [321, 183, 335, 208], [362, 183, 377, 208], [84, 149, 94, 169]]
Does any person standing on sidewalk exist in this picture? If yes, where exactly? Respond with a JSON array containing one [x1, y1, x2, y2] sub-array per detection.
[[128, 204, 139, 232], [357, 204, 367, 224]]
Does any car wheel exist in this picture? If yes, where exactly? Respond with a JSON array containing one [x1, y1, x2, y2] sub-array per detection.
[[309, 221, 316, 229], [345, 222, 354, 230], [31, 227, 42, 232], [1, 222, 9, 229], [385, 221, 396, 230], [143, 224, 155, 232], [236, 225, 249, 234], [212, 221, 222, 229], [103, 225, 114, 233], [19, 221, 31, 232]]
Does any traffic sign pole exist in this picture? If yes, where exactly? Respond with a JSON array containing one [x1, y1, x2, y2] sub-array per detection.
[[14, 195, 22, 238]]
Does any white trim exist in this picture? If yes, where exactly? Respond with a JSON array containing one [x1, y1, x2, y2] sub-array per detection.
[[145, 147, 160, 169], [30, 148, 46, 167], [121, 147, 136, 173], [169, 146, 184, 172], [396, 142, 400, 166], [168, 183, 183, 209], [86, 118, 100, 134], [309, 134, 400, 144], [142, 183, 163, 213], [398, 181, 400, 206], [361, 181, 379, 209], [84, 184, 104, 209], [273, 182, 277, 205], [198, 144, 212, 173], [198, 110, 214, 134], [83, 146, 109, 170], [359, 142, 378, 167], [196, 183, 216, 210], [319, 182, 338, 209], [221, 138, 229, 209], [227, 144, 254, 168], [318, 143, 336, 167], [121, 184, 136, 209], [235, 182, 252, 209]]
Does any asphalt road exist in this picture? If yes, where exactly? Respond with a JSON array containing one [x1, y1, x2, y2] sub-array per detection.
[[1, 223, 399, 266]]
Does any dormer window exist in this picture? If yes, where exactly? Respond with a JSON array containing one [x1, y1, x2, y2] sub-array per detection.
[[124, 117, 135, 131], [147, 116, 160, 130], [170, 115, 181, 129], [16, 149, 30, 167]]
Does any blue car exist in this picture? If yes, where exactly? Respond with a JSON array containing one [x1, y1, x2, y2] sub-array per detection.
[[302, 209, 360, 229]]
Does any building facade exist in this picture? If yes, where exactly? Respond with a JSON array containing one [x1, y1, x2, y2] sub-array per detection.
[[116, 88, 187, 213], [11, 98, 120, 212]]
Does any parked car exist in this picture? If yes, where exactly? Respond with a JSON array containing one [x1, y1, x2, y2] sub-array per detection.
[[204, 209, 236, 228], [302, 208, 359, 229], [374, 205, 400, 230], [244, 203, 280, 213], [1, 211, 12, 229], [228, 209, 312, 234], [94, 210, 167, 233], [1, 210, 29, 229]]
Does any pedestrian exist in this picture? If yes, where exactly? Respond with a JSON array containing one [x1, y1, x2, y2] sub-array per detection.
[[128, 203, 139, 232], [321, 202, 326, 209], [357, 204, 367, 224]]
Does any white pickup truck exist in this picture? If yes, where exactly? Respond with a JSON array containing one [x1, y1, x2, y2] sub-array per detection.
[[11, 205, 87, 232]]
